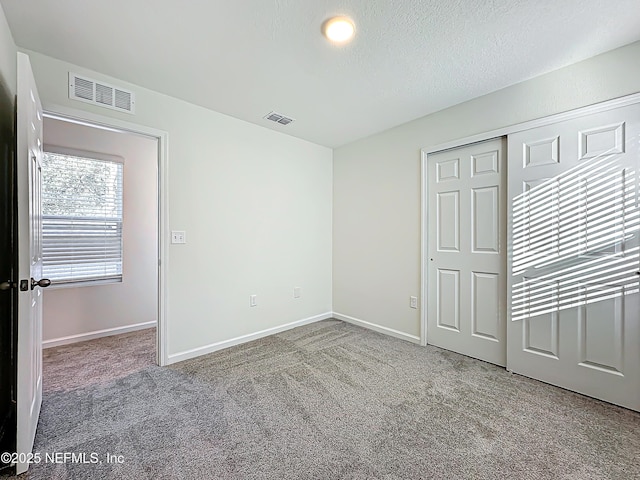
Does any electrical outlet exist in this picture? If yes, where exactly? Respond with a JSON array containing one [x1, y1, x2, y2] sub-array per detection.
[[410, 296, 418, 309], [250, 295, 257, 307], [171, 231, 186, 244], [293, 287, 301, 299]]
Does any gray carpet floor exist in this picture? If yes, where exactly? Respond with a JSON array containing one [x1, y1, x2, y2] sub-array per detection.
[[5, 319, 640, 479]]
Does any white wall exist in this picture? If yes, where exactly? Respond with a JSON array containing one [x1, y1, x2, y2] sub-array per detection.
[[20, 50, 333, 361], [333, 40, 640, 338], [0, 5, 16, 95], [42, 117, 158, 344]]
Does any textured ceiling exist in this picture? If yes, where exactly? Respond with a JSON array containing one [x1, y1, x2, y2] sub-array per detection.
[[2, 0, 640, 147]]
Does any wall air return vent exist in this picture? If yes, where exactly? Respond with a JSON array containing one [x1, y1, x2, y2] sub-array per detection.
[[264, 111, 295, 126], [69, 72, 135, 114]]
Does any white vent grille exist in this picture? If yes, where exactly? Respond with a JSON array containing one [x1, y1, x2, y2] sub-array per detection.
[[69, 72, 135, 114], [114, 89, 132, 110], [74, 77, 93, 100], [264, 111, 295, 126], [95, 83, 113, 105]]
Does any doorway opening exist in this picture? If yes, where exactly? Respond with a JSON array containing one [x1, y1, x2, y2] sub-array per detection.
[[40, 113, 162, 381]]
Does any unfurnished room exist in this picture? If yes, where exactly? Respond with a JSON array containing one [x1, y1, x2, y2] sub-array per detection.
[[0, 1, 639, 479]]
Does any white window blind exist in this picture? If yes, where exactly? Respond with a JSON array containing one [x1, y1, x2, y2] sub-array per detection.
[[42, 151, 123, 285]]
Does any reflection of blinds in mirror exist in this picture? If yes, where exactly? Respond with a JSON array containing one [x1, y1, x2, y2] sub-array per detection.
[[41, 152, 123, 285]]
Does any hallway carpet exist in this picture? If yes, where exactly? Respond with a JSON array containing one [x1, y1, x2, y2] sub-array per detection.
[[7, 319, 640, 479]]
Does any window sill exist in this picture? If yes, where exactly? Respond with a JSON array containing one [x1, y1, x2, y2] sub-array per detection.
[[47, 278, 123, 290]]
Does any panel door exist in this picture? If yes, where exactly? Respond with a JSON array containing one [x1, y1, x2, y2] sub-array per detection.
[[427, 138, 507, 366], [16, 52, 45, 474], [507, 103, 640, 411]]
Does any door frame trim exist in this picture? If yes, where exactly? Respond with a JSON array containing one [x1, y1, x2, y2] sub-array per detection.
[[41, 103, 170, 367], [420, 90, 640, 347]]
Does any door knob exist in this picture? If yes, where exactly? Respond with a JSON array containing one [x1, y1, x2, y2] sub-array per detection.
[[0, 281, 12, 291], [31, 278, 51, 290]]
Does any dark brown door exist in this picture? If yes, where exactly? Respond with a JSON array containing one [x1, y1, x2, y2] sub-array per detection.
[[0, 79, 17, 470]]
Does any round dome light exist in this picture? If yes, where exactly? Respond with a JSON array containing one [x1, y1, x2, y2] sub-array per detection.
[[323, 17, 355, 44]]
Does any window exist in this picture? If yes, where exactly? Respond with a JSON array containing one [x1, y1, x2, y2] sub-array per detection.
[[42, 150, 123, 285]]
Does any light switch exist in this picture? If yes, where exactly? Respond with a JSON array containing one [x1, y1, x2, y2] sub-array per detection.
[[171, 231, 186, 244]]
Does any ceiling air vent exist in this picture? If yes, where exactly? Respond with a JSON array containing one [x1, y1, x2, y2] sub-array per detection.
[[69, 72, 136, 114], [264, 111, 295, 126]]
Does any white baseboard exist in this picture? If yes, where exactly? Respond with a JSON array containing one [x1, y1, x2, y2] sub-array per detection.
[[166, 312, 333, 365], [332, 312, 421, 344], [43, 321, 156, 349]]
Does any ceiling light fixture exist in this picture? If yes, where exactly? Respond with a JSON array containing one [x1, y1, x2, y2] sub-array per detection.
[[322, 16, 355, 44]]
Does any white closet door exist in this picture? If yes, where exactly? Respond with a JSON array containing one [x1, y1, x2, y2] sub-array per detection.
[[427, 138, 507, 366], [507, 103, 640, 411]]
